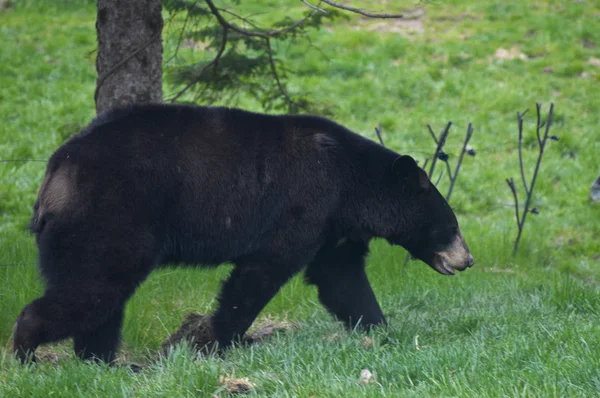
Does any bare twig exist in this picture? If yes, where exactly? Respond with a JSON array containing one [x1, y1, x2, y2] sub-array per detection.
[[302, 0, 327, 13], [375, 124, 384, 146], [517, 112, 529, 195], [435, 170, 444, 186], [427, 124, 439, 145], [219, 8, 273, 31], [445, 123, 473, 201], [506, 177, 521, 226], [164, 0, 195, 65], [316, 0, 403, 18], [507, 103, 555, 255], [535, 104, 542, 147], [265, 38, 307, 111], [205, 0, 315, 39], [427, 122, 452, 179]]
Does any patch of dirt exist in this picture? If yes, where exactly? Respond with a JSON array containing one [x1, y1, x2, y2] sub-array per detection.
[[351, 8, 425, 35], [181, 39, 212, 52], [494, 47, 528, 62], [160, 313, 299, 357], [553, 230, 581, 248], [219, 375, 256, 395], [588, 57, 600, 67], [0, 0, 13, 12], [34, 343, 71, 364], [431, 12, 479, 22], [161, 313, 216, 357], [582, 39, 596, 49], [580, 71, 597, 79]]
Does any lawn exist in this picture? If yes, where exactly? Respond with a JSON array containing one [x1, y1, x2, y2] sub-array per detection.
[[0, 0, 599, 396]]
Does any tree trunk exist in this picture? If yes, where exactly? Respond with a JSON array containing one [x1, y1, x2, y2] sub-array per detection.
[[95, 0, 163, 114]]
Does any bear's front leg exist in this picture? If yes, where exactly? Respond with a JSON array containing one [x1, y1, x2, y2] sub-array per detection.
[[211, 260, 301, 349], [305, 239, 387, 331]]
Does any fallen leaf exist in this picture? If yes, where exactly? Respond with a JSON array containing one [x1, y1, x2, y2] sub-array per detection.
[[588, 57, 600, 67], [358, 368, 373, 384]]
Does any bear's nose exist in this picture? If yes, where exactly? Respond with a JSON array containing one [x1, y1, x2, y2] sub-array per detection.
[[466, 254, 475, 268]]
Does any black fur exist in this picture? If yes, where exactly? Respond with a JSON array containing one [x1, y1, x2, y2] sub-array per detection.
[[13, 103, 467, 363]]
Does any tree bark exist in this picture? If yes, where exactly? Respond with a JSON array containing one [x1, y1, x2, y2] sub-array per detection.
[[95, 0, 163, 114]]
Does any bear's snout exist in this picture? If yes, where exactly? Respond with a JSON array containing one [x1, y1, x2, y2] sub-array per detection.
[[431, 231, 474, 275]]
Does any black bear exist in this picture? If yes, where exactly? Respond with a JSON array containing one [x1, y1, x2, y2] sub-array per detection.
[[13, 103, 474, 364]]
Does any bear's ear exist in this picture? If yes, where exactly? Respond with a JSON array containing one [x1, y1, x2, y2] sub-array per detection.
[[392, 155, 431, 192]]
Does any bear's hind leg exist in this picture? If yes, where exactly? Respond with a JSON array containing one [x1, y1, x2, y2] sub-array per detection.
[[13, 295, 70, 363], [305, 239, 387, 331], [13, 280, 138, 364]]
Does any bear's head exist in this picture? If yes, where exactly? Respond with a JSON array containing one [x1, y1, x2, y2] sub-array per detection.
[[386, 155, 474, 275]]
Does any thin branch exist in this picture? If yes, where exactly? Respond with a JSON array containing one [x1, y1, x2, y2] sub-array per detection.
[[94, 31, 162, 103], [517, 111, 529, 196], [165, 0, 195, 65], [445, 160, 454, 183], [445, 122, 473, 201], [219, 8, 267, 31], [205, 0, 315, 39], [523, 103, 553, 206], [506, 178, 521, 227], [427, 124, 439, 145], [302, 0, 327, 13], [535, 103, 542, 147], [265, 38, 306, 111], [427, 122, 452, 179], [375, 124, 384, 146], [168, 26, 229, 102], [435, 170, 444, 186], [317, 0, 403, 18]]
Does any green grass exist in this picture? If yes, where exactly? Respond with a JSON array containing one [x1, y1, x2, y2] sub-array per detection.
[[1, 0, 600, 396]]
